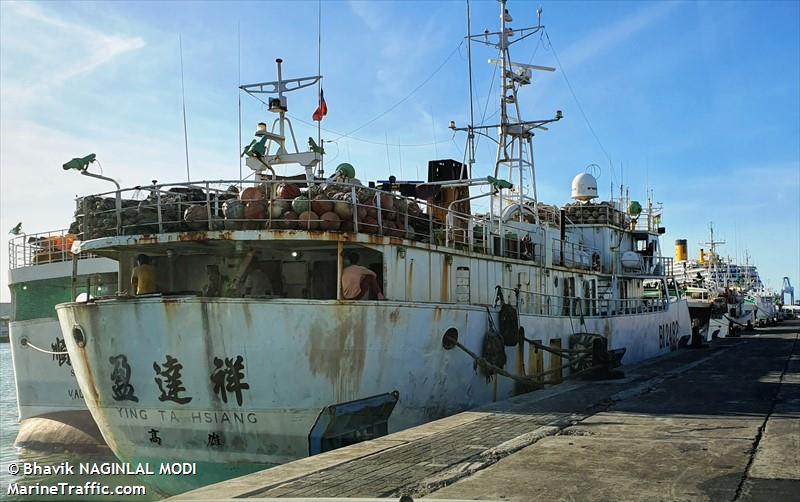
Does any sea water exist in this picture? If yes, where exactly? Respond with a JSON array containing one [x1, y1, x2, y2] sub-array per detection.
[[0, 344, 162, 500]]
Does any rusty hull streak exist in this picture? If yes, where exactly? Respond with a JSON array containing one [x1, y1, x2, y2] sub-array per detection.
[[134, 234, 157, 244], [76, 347, 100, 404], [306, 305, 367, 401], [432, 306, 442, 323], [178, 231, 210, 241]]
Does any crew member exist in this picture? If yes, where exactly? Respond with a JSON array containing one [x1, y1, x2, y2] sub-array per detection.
[[131, 254, 157, 295], [244, 261, 273, 296], [341, 252, 384, 300]]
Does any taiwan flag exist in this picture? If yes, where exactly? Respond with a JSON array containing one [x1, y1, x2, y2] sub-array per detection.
[[312, 89, 328, 122]]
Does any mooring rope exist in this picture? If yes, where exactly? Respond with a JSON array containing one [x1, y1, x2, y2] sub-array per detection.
[[450, 339, 603, 386], [523, 337, 592, 358], [723, 315, 750, 328], [21, 338, 69, 356]]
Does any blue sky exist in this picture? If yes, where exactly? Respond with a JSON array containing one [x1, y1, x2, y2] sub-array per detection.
[[1, 0, 798, 301]]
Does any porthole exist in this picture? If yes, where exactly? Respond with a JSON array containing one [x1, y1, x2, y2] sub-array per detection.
[[72, 325, 86, 348], [442, 327, 459, 350]]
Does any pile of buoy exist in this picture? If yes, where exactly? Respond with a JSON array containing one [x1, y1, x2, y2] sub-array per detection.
[[221, 182, 423, 238], [564, 202, 627, 227]]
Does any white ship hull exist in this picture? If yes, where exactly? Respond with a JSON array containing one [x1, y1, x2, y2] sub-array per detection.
[[57, 296, 689, 491], [10, 318, 87, 420], [7, 243, 117, 449]]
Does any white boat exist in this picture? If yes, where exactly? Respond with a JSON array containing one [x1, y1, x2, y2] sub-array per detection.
[[671, 226, 756, 340], [7, 229, 116, 449], [746, 290, 778, 326], [56, 1, 690, 493]]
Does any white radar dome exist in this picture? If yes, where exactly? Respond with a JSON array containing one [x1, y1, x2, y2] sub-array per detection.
[[571, 172, 598, 202]]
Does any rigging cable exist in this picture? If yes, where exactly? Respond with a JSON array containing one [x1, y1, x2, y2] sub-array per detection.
[[330, 41, 464, 142], [179, 34, 191, 181], [466, 0, 476, 176], [544, 29, 613, 167], [237, 22, 242, 185]]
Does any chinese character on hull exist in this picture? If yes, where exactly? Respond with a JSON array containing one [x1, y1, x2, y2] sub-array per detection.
[[153, 355, 192, 404], [210, 355, 250, 406], [109, 354, 138, 402]]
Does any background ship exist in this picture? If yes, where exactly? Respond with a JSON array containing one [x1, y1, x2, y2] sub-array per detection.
[[7, 229, 115, 450]]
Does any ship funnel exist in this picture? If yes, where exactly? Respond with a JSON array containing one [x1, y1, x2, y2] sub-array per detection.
[[699, 248, 706, 264], [675, 239, 687, 262], [571, 173, 598, 202]]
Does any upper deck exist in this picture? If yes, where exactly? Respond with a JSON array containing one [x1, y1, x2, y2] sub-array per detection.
[[8, 229, 116, 282], [68, 177, 672, 278]]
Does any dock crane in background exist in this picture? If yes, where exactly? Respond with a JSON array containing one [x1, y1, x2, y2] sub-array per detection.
[[782, 277, 795, 305]]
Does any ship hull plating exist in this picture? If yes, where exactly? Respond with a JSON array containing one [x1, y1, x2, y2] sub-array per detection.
[[10, 318, 106, 450], [57, 296, 689, 491]]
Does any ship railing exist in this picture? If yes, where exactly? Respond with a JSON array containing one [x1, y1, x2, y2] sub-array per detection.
[[551, 238, 599, 272], [497, 286, 668, 317], [8, 229, 98, 269], [71, 179, 536, 256], [633, 208, 664, 233], [645, 256, 673, 277], [626, 255, 673, 277]]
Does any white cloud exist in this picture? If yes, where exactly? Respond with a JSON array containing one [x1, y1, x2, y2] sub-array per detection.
[[0, 1, 145, 109], [557, 2, 679, 69], [348, 1, 387, 32], [0, 118, 234, 301]]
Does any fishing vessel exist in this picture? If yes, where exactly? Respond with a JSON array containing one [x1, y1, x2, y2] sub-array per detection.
[[56, 1, 690, 492], [7, 229, 116, 449], [671, 226, 755, 340]]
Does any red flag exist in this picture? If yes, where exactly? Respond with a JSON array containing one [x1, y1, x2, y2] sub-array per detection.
[[312, 89, 327, 121]]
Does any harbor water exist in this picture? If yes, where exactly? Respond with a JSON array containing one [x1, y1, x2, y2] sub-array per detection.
[[0, 343, 162, 500]]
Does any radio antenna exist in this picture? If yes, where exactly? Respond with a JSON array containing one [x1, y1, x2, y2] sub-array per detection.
[[179, 34, 190, 181]]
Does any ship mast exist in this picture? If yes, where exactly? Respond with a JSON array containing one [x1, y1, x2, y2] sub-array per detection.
[[240, 59, 322, 182], [453, 0, 562, 222], [703, 222, 725, 291]]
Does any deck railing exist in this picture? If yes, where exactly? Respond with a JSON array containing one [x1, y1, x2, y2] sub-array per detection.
[[8, 229, 98, 269], [498, 286, 669, 318], [71, 179, 553, 261], [68, 179, 673, 279], [551, 238, 597, 271]]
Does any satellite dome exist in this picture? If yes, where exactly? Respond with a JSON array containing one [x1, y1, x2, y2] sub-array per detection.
[[571, 172, 598, 202]]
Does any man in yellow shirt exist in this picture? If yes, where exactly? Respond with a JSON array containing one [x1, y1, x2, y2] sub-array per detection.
[[131, 254, 157, 295]]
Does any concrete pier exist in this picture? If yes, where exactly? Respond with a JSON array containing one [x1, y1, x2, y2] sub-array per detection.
[[174, 322, 799, 501]]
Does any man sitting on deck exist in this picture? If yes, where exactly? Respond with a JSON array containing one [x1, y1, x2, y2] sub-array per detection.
[[342, 252, 384, 300]]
